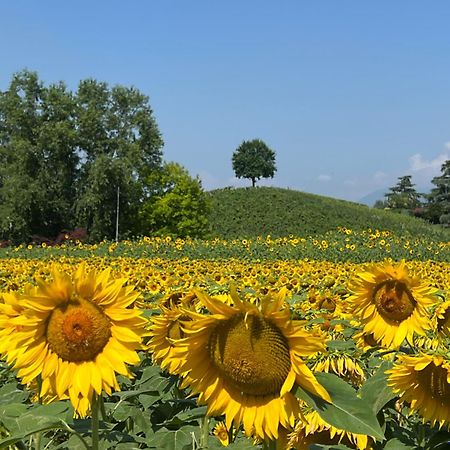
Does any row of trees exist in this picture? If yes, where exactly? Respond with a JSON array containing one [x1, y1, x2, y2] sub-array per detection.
[[374, 162, 450, 226], [0, 70, 210, 243]]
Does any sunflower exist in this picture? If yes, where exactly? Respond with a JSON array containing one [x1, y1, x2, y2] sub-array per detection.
[[170, 288, 330, 441], [311, 354, 365, 387], [148, 296, 195, 373], [213, 421, 230, 447], [287, 409, 371, 450], [0, 264, 147, 417], [348, 260, 437, 348], [387, 353, 450, 428]]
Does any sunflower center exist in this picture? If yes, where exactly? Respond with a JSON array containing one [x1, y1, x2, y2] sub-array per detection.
[[46, 297, 111, 362], [417, 363, 450, 401], [208, 313, 291, 396], [372, 280, 416, 322]]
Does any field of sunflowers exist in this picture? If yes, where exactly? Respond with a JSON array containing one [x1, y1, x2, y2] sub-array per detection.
[[0, 228, 449, 450]]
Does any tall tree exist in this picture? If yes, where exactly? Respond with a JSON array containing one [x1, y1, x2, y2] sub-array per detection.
[[425, 160, 450, 225], [0, 71, 78, 242], [384, 175, 422, 211], [232, 139, 276, 187], [0, 70, 164, 243], [75, 79, 163, 240]]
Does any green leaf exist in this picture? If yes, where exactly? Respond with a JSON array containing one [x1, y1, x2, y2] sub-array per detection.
[[359, 360, 396, 414], [295, 372, 385, 441], [383, 438, 415, 449], [148, 426, 198, 450]]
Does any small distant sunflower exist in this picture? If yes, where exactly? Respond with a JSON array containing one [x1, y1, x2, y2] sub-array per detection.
[[387, 353, 450, 427], [213, 421, 230, 447], [287, 409, 371, 450], [348, 260, 437, 348], [171, 288, 330, 441], [0, 264, 147, 417]]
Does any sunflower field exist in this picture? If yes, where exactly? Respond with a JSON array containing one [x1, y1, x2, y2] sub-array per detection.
[[0, 229, 449, 450]]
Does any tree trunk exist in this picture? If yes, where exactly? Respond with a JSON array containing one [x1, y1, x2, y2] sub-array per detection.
[[252, 178, 256, 187]]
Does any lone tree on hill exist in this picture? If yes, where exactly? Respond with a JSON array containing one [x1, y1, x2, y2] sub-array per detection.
[[232, 139, 276, 187], [384, 175, 422, 210]]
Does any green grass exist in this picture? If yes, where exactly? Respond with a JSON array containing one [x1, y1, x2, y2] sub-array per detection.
[[207, 187, 450, 240]]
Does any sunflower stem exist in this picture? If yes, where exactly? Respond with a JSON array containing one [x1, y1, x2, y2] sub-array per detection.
[[33, 432, 42, 450], [262, 440, 277, 450], [91, 393, 100, 450], [199, 414, 209, 449], [99, 394, 107, 422]]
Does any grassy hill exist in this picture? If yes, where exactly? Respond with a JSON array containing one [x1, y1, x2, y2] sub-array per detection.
[[207, 187, 450, 240]]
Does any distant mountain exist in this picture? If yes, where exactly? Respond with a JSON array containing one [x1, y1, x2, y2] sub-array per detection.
[[358, 186, 431, 207], [358, 189, 386, 207]]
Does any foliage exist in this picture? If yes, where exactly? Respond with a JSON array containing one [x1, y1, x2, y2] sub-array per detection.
[[0, 71, 78, 242], [232, 139, 276, 187], [139, 162, 211, 238], [384, 175, 422, 211], [425, 160, 450, 225], [0, 70, 163, 243], [206, 187, 450, 241]]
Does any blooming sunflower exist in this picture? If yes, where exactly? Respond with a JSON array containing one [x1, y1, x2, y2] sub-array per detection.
[[170, 288, 330, 441], [387, 353, 450, 428], [0, 264, 147, 417], [348, 260, 437, 348], [213, 421, 230, 447]]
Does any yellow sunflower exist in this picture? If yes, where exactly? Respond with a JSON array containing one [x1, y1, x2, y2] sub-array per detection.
[[213, 421, 230, 447], [348, 260, 437, 348], [0, 264, 147, 417], [387, 353, 450, 428], [170, 288, 330, 441], [287, 409, 372, 450], [148, 298, 194, 373]]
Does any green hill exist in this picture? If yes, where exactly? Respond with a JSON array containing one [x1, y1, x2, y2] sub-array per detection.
[[207, 187, 450, 240]]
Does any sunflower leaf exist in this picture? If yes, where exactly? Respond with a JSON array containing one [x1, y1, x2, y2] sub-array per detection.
[[294, 372, 385, 441], [359, 360, 395, 413]]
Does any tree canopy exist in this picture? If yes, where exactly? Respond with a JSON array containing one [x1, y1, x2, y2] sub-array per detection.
[[139, 162, 210, 238], [0, 70, 164, 243], [384, 175, 422, 210], [232, 139, 276, 187]]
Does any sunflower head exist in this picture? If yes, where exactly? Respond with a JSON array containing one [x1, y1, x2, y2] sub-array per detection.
[[0, 263, 146, 417], [387, 353, 450, 428], [169, 288, 330, 441], [348, 260, 437, 348]]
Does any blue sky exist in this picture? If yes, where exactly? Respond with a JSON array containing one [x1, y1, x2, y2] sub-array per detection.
[[1, 1, 450, 203]]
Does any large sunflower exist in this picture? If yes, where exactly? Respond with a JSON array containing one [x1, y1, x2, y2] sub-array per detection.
[[387, 353, 450, 428], [169, 288, 330, 441], [348, 260, 437, 348], [0, 264, 147, 417]]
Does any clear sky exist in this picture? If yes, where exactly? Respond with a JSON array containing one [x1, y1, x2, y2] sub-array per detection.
[[1, 1, 449, 203]]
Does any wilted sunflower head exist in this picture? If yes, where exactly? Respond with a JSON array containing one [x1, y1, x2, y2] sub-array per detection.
[[0, 263, 147, 417], [169, 288, 330, 441], [387, 353, 450, 428], [348, 260, 437, 348], [287, 409, 371, 450]]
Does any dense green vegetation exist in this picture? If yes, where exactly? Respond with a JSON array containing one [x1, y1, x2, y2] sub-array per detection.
[[207, 187, 450, 240]]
